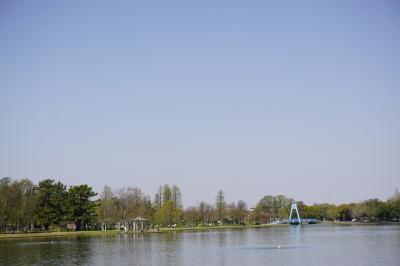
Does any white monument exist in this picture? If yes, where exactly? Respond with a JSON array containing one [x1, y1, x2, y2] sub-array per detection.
[[289, 202, 301, 224]]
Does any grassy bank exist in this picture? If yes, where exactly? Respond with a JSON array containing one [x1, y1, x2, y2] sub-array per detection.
[[0, 224, 288, 239], [6, 222, 395, 240]]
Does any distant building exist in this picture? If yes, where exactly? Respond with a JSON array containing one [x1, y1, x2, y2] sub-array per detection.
[[67, 222, 76, 231]]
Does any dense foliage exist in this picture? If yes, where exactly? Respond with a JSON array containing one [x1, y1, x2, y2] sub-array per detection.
[[0, 177, 399, 232]]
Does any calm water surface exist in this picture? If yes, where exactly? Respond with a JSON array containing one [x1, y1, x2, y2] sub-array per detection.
[[1, 225, 399, 266]]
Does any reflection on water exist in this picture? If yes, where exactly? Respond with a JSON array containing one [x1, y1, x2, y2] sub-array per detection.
[[242, 245, 310, 250], [1, 236, 93, 265], [1, 225, 400, 266]]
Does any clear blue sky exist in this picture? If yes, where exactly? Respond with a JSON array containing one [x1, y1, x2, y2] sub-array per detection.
[[1, 0, 399, 207]]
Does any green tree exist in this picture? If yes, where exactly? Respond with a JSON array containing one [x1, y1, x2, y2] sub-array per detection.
[[0, 177, 13, 231], [251, 195, 291, 224], [236, 200, 248, 224], [154, 184, 181, 209], [389, 189, 400, 221], [16, 179, 37, 231], [184, 206, 198, 226], [152, 184, 183, 226], [154, 201, 182, 226], [227, 200, 248, 224], [324, 204, 338, 221], [274, 195, 291, 219], [363, 199, 380, 219], [162, 184, 172, 203], [66, 185, 98, 230], [337, 204, 352, 221], [36, 179, 68, 230]]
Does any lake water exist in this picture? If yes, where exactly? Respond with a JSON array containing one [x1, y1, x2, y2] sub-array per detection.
[[1, 225, 399, 266]]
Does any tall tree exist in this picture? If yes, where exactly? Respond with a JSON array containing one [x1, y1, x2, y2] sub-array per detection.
[[184, 206, 198, 226], [153, 186, 163, 209], [117, 187, 129, 220], [198, 201, 206, 224], [388, 189, 400, 221], [99, 185, 118, 228], [66, 184, 98, 230], [154, 201, 182, 226], [215, 190, 226, 224], [162, 184, 172, 203], [236, 200, 248, 224], [36, 179, 68, 230], [153, 184, 183, 226], [126, 187, 146, 219], [142, 195, 155, 222], [17, 179, 37, 231], [171, 185, 182, 208], [0, 177, 13, 231]]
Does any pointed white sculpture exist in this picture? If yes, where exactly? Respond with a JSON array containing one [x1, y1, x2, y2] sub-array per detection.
[[289, 202, 301, 223]]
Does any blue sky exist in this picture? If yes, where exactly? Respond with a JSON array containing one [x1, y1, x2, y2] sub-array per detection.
[[1, 0, 399, 206]]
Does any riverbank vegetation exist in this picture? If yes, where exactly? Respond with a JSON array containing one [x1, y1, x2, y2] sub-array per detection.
[[1, 177, 399, 233]]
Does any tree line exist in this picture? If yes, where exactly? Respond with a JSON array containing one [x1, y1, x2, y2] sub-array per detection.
[[1, 177, 399, 232]]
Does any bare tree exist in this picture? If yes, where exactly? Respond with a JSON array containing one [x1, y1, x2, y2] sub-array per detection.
[[99, 186, 118, 229], [117, 187, 129, 220], [172, 185, 182, 208], [154, 186, 163, 209]]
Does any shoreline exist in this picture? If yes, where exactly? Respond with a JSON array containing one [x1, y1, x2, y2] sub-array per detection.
[[0, 224, 285, 239], [1, 222, 398, 240]]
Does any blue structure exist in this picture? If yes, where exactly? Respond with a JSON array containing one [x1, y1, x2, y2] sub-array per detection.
[[288, 218, 317, 224]]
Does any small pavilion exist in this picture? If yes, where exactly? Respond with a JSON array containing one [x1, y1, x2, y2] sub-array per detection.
[[117, 217, 150, 231], [133, 217, 149, 231]]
